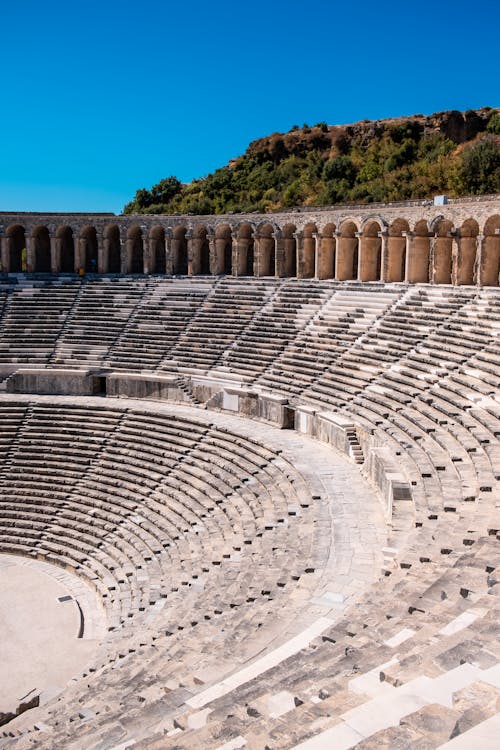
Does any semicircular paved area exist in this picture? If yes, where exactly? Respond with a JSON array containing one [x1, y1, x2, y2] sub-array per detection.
[[0, 554, 104, 721]]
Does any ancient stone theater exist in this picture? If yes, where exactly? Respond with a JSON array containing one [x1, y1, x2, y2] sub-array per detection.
[[0, 195, 499, 749]]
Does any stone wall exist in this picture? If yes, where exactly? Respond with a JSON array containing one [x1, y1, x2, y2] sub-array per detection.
[[1, 195, 499, 285]]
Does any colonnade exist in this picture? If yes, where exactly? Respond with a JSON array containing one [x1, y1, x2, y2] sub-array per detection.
[[1, 213, 499, 286]]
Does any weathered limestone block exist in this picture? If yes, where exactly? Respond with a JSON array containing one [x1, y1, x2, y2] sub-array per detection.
[[7, 368, 98, 396], [106, 373, 187, 402], [367, 445, 413, 520]]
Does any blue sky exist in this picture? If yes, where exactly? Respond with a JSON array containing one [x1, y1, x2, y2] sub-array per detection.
[[0, 0, 498, 214]]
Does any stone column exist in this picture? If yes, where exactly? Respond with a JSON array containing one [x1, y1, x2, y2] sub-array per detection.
[[334, 231, 342, 280], [207, 229, 217, 276], [111, 229, 124, 274], [273, 230, 285, 277], [209, 231, 219, 275], [165, 229, 173, 275], [294, 231, 304, 278], [355, 232, 363, 280], [451, 230, 460, 286], [26, 234, 35, 273], [475, 233, 484, 286], [142, 235, 150, 274], [379, 231, 389, 282], [232, 234, 241, 276], [429, 235, 437, 284], [253, 232, 262, 276], [186, 230, 195, 275], [1, 236, 9, 273], [121, 235, 131, 274], [403, 231, 413, 283], [313, 233, 322, 279], [100, 234, 109, 274], [73, 235, 82, 272], [51, 234, 60, 273]]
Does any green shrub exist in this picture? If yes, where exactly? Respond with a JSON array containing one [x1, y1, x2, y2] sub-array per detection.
[[322, 155, 357, 186], [458, 138, 500, 194], [486, 112, 500, 134]]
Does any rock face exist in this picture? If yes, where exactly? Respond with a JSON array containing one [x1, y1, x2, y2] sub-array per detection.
[[247, 108, 496, 160], [435, 109, 489, 144]]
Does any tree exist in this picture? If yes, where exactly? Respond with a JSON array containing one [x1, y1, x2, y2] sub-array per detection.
[[149, 177, 183, 204], [123, 177, 182, 213], [322, 156, 357, 186], [458, 138, 500, 194]]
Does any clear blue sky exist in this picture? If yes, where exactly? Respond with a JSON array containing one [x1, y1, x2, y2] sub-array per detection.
[[0, 0, 498, 214]]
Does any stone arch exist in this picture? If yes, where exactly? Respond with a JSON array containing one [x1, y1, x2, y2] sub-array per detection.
[[360, 214, 387, 234], [215, 224, 232, 275], [191, 226, 210, 275], [5, 224, 26, 272], [32, 225, 51, 272], [281, 224, 297, 277], [57, 226, 75, 273], [104, 224, 121, 273], [235, 223, 254, 276], [301, 223, 317, 279], [407, 220, 431, 283], [336, 220, 359, 280], [456, 219, 479, 286], [257, 223, 276, 276], [482, 215, 500, 286], [318, 223, 336, 280], [387, 219, 409, 283], [80, 226, 98, 273], [432, 219, 454, 284], [172, 226, 188, 275], [127, 226, 144, 274], [360, 220, 382, 281], [150, 226, 166, 274]]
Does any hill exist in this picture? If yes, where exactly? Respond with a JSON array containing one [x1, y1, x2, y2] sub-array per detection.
[[123, 107, 500, 215]]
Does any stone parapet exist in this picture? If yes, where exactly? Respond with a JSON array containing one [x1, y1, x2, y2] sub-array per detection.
[[0, 196, 499, 285]]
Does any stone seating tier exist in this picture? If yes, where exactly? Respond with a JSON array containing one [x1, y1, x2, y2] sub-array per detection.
[[0, 402, 321, 638], [0, 277, 499, 750]]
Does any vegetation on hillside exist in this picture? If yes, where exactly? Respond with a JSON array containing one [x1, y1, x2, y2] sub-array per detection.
[[124, 108, 500, 215]]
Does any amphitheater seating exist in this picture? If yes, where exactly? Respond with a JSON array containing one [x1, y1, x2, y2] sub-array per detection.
[[106, 278, 214, 371], [0, 276, 499, 750], [163, 277, 277, 373], [215, 280, 331, 380], [0, 281, 78, 365], [254, 285, 401, 395], [0, 402, 321, 633]]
